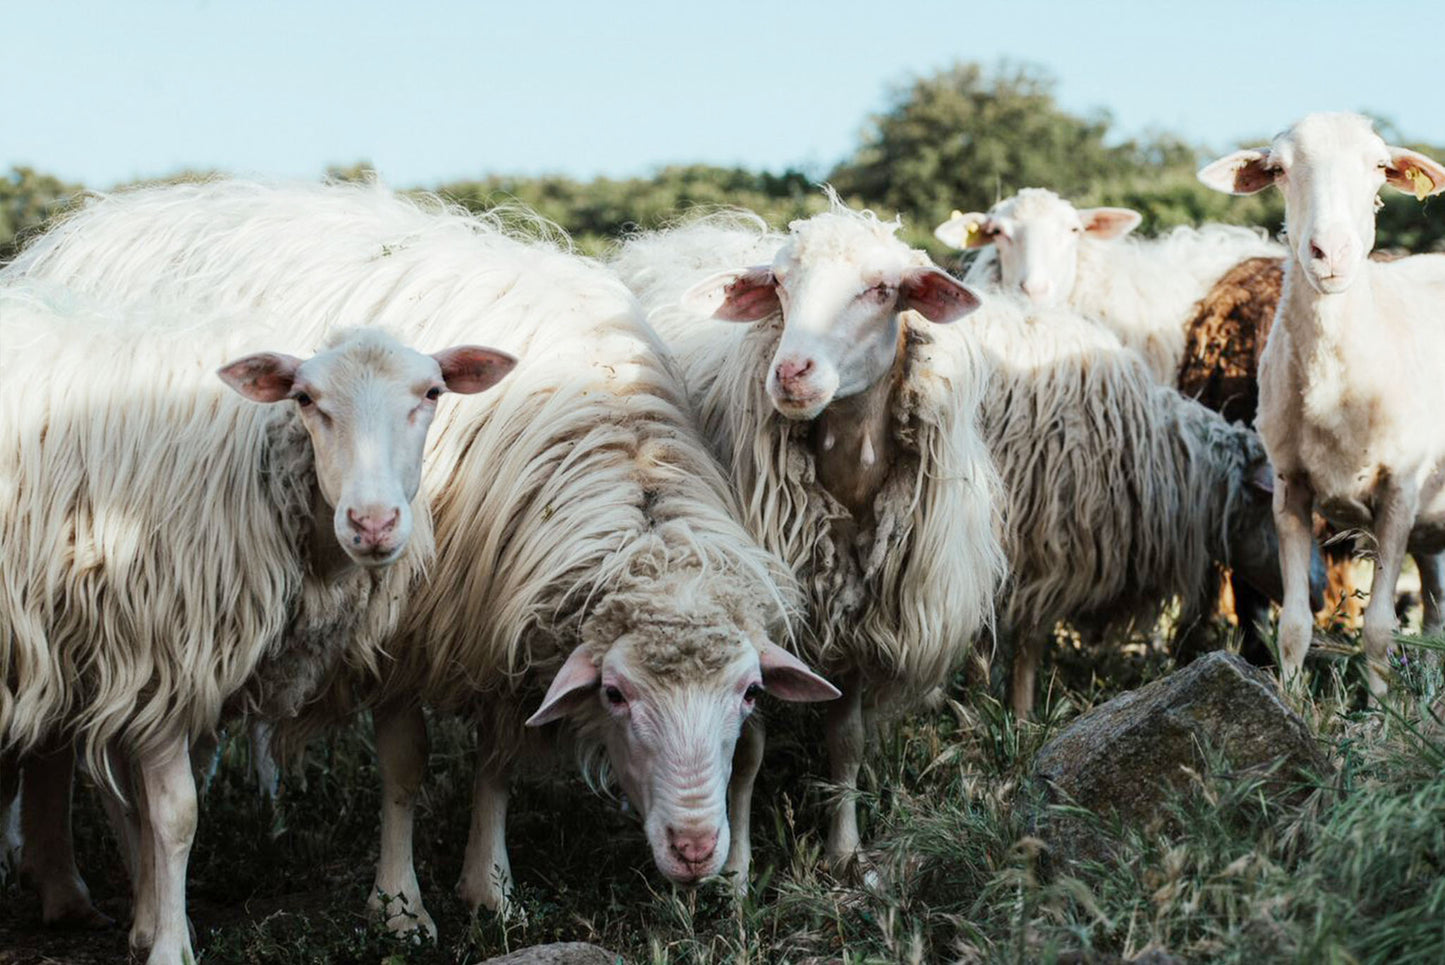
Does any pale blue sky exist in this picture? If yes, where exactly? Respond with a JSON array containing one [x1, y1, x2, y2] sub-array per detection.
[[5, 0, 1441, 188]]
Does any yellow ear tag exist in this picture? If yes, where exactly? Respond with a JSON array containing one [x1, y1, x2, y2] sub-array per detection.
[[1407, 166, 1432, 201], [964, 221, 984, 246]]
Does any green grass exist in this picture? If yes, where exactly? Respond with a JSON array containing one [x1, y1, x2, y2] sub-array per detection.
[[4, 625, 1443, 964]]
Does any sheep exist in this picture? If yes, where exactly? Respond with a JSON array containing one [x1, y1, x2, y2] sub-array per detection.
[[1198, 112, 1445, 697], [3, 179, 841, 936], [0, 282, 512, 963], [969, 298, 1315, 715], [936, 188, 1282, 382], [1177, 255, 1373, 644], [612, 197, 1007, 865]]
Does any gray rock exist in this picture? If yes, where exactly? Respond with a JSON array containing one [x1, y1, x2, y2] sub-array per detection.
[[1029, 651, 1330, 866], [480, 942, 620, 965]]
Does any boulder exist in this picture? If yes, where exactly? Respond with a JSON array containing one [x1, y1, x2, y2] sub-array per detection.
[[1028, 651, 1330, 865], [480, 942, 620, 965]]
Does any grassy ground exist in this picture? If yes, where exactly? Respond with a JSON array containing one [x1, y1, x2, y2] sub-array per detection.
[[3, 621, 1443, 965]]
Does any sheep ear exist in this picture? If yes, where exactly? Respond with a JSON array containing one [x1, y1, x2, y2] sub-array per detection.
[[217, 352, 304, 403], [432, 345, 517, 395], [899, 266, 982, 324], [525, 645, 600, 726], [1384, 147, 1445, 200], [681, 267, 780, 322], [1079, 207, 1142, 240], [1247, 459, 1275, 495], [1198, 148, 1276, 195], [934, 211, 992, 250], [758, 641, 841, 702]]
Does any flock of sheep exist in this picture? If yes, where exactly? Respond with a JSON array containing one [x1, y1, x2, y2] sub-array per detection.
[[0, 111, 1441, 964]]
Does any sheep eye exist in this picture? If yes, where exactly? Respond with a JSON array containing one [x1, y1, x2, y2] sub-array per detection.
[[293, 392, 313, 407], [425, 386, 443, 401], [743, 683, 763, 703], [605, 686, 626, 706]]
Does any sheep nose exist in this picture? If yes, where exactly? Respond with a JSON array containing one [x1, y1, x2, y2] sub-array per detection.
[[667, 826, 718, 867], [347, 507, 400, 549], [774, 358, 814, 391], [1306, 232, 1356, 277], [1020, 278, 1053, 303]]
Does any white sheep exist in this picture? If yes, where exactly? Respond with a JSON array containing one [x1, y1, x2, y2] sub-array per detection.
[[936, 188, 1282, 382], [971, 298, 1311, 716], [1198, 112, 1445, 696], [4, 180, 840, 937], [0, 282, 511, 963], [612, 197, 1007, 865]]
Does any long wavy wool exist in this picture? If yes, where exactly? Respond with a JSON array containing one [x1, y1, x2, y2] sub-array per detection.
[[0, 286, 425, 776], [971, 300, 1263, 638], [967, 219, 1282, 382], [614, 208, 1004, 707], [5, 181, 793, 760]]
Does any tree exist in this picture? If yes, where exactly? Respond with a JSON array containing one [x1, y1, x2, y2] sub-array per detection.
[[0, 167, 83, 263]]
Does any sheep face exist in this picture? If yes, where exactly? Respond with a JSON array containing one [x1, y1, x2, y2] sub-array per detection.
[[1198, 113, 1445, 295], [526, 632, 838, 884], [935, 189, 1141, 306], [685, 210, 979, 421], [218, 330, 514, 568]]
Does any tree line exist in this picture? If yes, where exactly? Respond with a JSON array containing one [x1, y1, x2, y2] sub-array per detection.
[[5, 62, 1442, 264]]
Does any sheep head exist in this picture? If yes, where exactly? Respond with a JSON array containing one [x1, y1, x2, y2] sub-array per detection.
[[935, 189, 1141, 307], [684, 201, 980, 421], [525, 591, 837, 885], [218, 328, 515, 567], [1198, 112, 1445, 295]]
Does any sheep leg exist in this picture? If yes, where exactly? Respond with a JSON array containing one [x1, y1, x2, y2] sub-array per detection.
[[721, 714, 764, 893], [368, 702, 435, 938], [1361, 484, 1418, 700], [1, 752, 19, 878], [98, 745, 142, 892], [19, 740, 110, 927], [250, 720, 281, 801], [1414, 552, 1444, 637], [456, 742, 514, 917], [1231, 578, 1276, 668], [1274, 474, 1317, 687], [824, 673, 865, 868], [1010, 634, 1044, 719], [132, 733, 197, 965]]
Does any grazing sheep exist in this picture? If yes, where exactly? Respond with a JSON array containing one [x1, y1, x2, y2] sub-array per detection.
[[4, 180, 840, 936], [936, 188, 1282, 382], [613, 198, 1006, 864], [0, 283, 511, 963], [971, 299, 1314, 716], [1198, 112, 1445, 696]]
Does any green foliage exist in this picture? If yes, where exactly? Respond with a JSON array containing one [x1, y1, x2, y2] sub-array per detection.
[[437, 165, 827, 256], [0, 166, 83, 263]]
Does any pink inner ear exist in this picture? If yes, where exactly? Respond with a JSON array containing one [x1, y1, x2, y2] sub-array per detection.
[[216, 352, 302, 404], [433, 345, 518, 395], [715, 269, 781, 322], [899, 267, 981, 325], [525, 645, 601, 726], [1199, 149, 1275, 196], [1081, 208, 1142, 240], [758, 641, 841, 703], [1386, 147, 1445, 197]]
